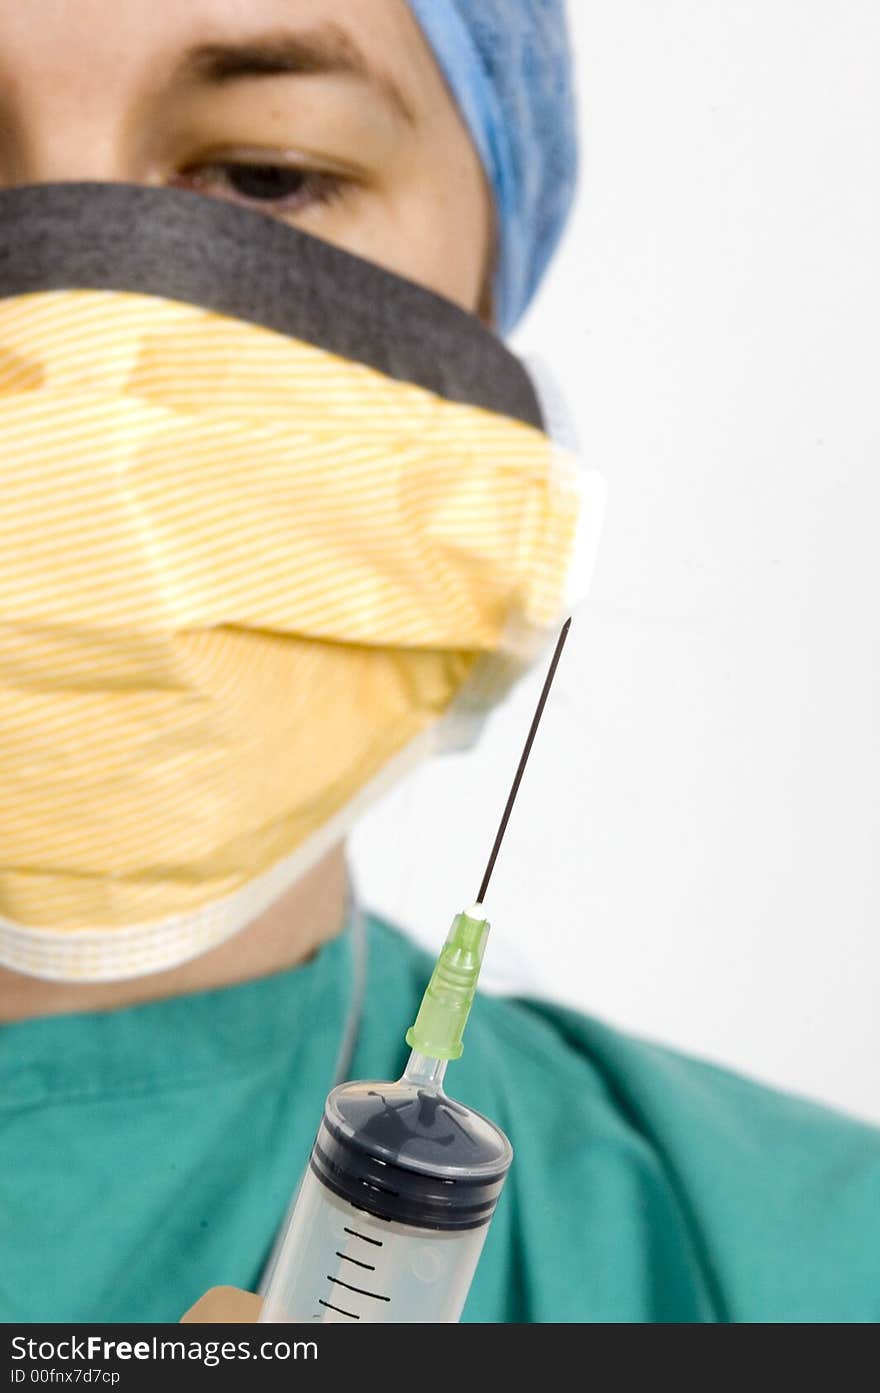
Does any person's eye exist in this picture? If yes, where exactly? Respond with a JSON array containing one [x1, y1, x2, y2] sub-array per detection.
[[171, 160, 346, 216]]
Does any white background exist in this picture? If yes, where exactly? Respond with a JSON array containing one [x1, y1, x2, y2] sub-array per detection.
[[351, 1, 880, 1125]]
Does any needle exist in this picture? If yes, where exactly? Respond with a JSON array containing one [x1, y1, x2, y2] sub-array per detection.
[[475, 617, 572, 907]]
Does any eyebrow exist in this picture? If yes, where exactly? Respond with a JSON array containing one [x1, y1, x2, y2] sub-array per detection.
[[179, 23, 417, 127]]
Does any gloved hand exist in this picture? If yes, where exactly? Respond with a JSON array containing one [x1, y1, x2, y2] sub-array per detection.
[[181, 1288, 262, 1322]]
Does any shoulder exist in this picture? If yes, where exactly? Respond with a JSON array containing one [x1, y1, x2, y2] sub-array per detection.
[[368, 909, 880, 1161], [484, 992, 880, 1319], [366, 913, 880, 1320], [476, 986, 880, 1205]]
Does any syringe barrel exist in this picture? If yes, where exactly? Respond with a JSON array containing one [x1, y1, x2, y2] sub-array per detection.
[[260, 1076, 512, 1324], [259, 1167, 493, 1322]]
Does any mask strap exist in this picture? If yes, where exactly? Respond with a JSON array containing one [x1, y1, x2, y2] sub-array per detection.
[[328, 871, 369, 1092], [522, 350, 608, 615], [257, 869, 368, 1299]]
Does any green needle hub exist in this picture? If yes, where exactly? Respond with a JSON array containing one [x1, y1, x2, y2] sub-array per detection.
[[406, 908, 490, 1061]]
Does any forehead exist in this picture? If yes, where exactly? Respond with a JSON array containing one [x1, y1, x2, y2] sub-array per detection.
[[0, 0, 431, 105]]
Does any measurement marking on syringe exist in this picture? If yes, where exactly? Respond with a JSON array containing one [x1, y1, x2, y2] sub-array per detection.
[[318, 1299, 360, 1320], [328, 1275, 391, 1302], [343, 1226, 383, 1247], [336, 1250, 376, 1271]]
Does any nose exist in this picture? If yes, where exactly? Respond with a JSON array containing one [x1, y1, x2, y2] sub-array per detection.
[[0, 53, 150, 189], [5, 118, 139, 188]]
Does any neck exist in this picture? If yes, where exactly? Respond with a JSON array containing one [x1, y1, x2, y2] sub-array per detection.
[[0, 843, 350, 1023]]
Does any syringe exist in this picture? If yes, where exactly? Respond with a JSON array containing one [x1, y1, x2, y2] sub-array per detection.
[[260, 619, 572, 1324]]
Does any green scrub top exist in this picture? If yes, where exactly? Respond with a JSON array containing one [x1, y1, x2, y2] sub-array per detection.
[[1, 912, 878, 1323]]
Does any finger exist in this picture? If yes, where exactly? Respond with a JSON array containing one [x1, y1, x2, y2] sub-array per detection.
[[180, 1285, 263, 1323]]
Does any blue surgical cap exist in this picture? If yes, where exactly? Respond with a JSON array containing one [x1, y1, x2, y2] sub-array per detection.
[[407, 0, 578, 334]]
